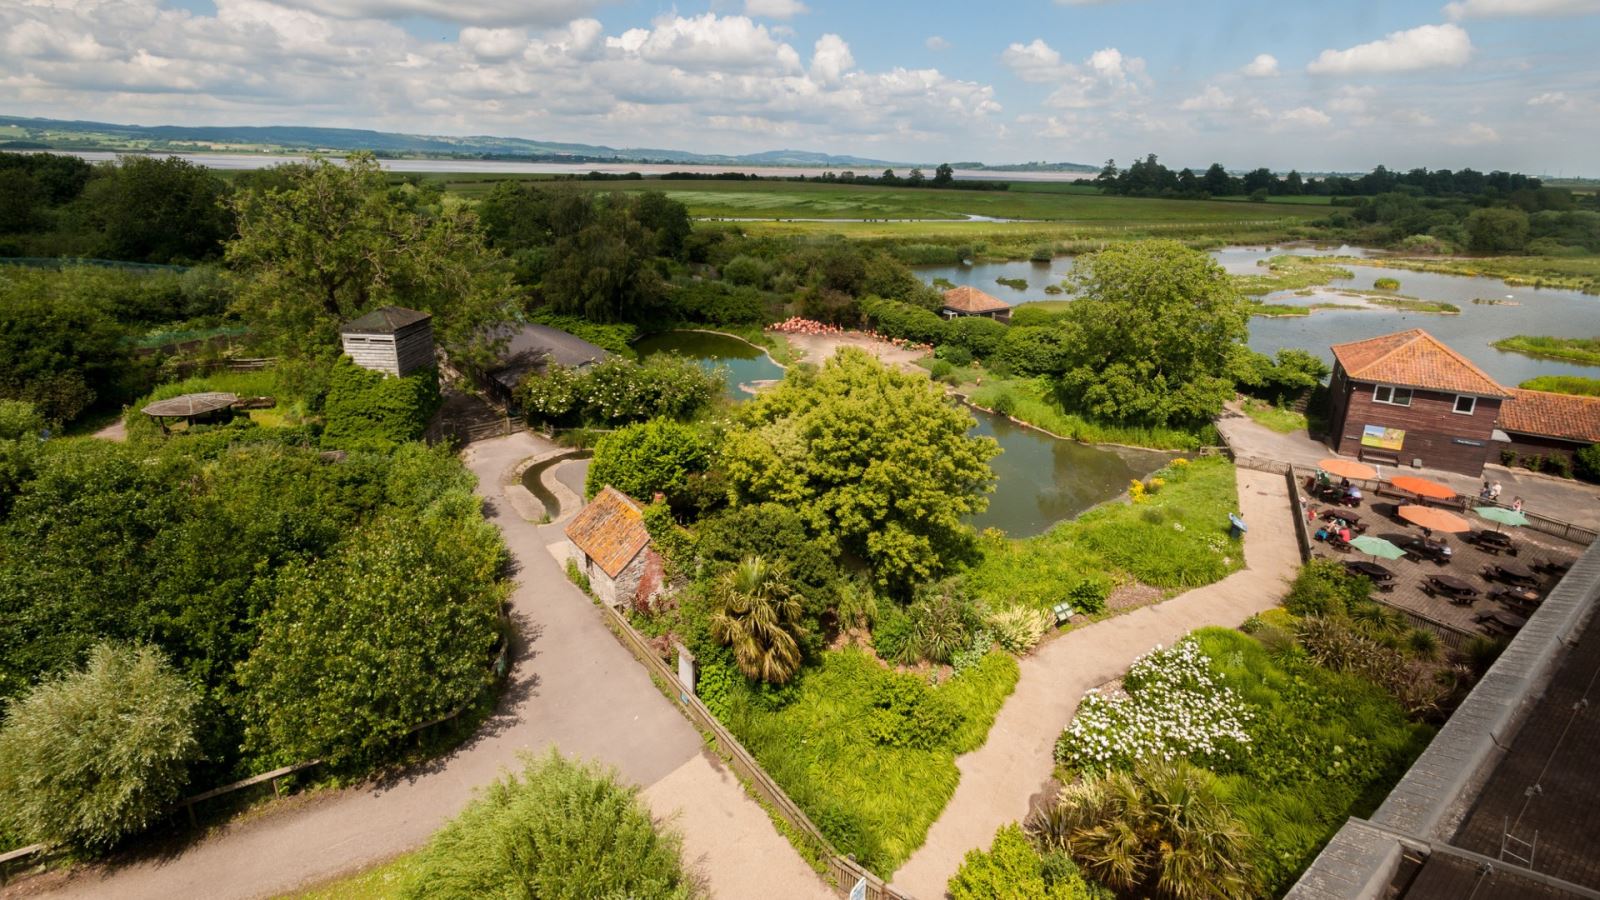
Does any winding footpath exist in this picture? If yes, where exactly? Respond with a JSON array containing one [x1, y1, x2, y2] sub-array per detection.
[[891, 468, 1301, 897], [21, 432, 829, 900]]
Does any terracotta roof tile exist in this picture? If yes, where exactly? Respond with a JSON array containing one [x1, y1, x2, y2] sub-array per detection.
[[942, 285, 1010, 314], [1331, 329, 1510, 398], [564, 486, 650, 579], [1501, 389, 1600, 444]]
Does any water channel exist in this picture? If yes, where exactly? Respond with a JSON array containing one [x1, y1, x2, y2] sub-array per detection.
[[634, 330, 1170, 537], [917, 245, 1600, 386]]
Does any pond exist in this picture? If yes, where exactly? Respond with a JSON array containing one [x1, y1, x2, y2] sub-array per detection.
[[520, 451, 592, 519], [633, 330, 786, 399], [635, 329, 1168, 538], [916, 246, 1600, 385], [968, 406, 1173, 537]]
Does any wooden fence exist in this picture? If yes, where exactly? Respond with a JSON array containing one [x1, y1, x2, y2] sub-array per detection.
[[595, 600, 910, 899]]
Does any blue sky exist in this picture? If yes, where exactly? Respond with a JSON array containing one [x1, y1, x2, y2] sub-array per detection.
[[4, 0, 1598, 173]]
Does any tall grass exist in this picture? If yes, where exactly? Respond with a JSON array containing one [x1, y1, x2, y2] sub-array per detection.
[[966, 455, 1241, 612], [1493, 335, 1600, 366], [966, 375, 1216, 451], [723, 648, 1019, 878]]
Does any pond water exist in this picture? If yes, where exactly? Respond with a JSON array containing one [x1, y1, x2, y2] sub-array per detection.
[[968, 407, 1172, 537], [634, 330, 786, 399], [634, 329, 1168, 537], [916, 245, 1600, 385], [519, 451, 592, 519]]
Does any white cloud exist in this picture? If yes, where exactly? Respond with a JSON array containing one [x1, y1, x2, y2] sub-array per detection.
[[459, 26, 526, 60], [623, 14, 800, 72], [1328, 85, 1376, 114], [744, 0, 810, 20], [925, 35, 950, 51], [809, 33, 853, 85], [1179, 85, 1233, 111], [1308, 23, 1472, 75], [1445, 0, 1600, 19], [1279, 106, 1332, 128], [1241, 53, 1278, 77], [1002, 40, 1146, 109], [271, 0, 603, 26], [1448, 122, 1500, 144]]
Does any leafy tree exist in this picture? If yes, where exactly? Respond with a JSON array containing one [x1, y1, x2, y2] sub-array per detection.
[[1029, 761, 1254, 900], [74, 155, 232, 263], [0, 643, 200, 851], [586, 419, 711, 511], [1055, 242, 1248, 427], [934, 163, 956, 186], [1201, 164, 1235, 197], [235, 510, 505, 767], [227, 153, 516, 382], [1236, 348, 1330, 405], [0, 273, 130, 424], [709, 556, 807, 685], [1465, 207, 1530, 253], [404, 750, 699, 899], [696, 503, 838, 609], [949, 824, 1108, 900], [995, 326, 1072, 377], [320, 357, 442, 453], [0, 400, 45, 516], [721, 349, 997, 591]]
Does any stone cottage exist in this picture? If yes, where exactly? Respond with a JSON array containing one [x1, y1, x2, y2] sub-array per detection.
[[564, 486, 665, 610]]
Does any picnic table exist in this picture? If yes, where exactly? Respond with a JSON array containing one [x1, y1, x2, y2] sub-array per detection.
[[1535, 558, 1574, 578], [1322, 511, 1368, 534], [1467, 530, 1515, 556], [1490, 585, 1542, 614], [1343, 560, 1397, 591], [1426, 573, 1479, 604], [1401, 535, 1454, 565], [1476, 608, 1528, 636], [1485, 561, 1538, 586]]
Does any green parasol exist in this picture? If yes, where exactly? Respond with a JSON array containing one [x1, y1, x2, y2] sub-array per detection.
[[1474, 506, 1529, 531], [1350, 535, 1406, 560]]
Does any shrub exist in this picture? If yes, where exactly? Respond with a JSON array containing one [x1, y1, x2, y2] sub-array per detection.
[[1373, 277, 1401, 290], [671, 281, 767, 325], [0, 643, 199, 851], [988, 606, 1054, 655], [871, 605, 915, 663], [1544, 454, 1572, 478], [1066, 579, 1109, 615], [527, 311, 637, 356], [586, 419, 710, 510], [236, 511, 506, 767], [516, 355, 719, 428], [949, 823, 1109, 900], [694, 656, 735, 720], [1283, 559, 1368, 618], [866, 671, 962, 750], [861, 296, 948, 345], [991, 390, 1016, 417], [404, 751, 699, 899], [721, 254, 773, 288], [1501, 449, 1520, 467], [320, 356, 441, 453], [929, 359, 955, 382], [905, 581, 982, 664], [1575, 444, 1600, 483], [947, 316, 1009, 359], [995, 327, 1070, 377], [936, 344, 974, 367]]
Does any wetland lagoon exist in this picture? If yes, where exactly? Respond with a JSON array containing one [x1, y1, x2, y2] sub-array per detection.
[[919, 245, 1600, 386], [634, 330, 1169, 537]]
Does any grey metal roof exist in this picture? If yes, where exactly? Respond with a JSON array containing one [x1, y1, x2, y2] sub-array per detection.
[[141, 392, 238, 417], [339, 306, 432, 335], [486, 323, 611, 391]]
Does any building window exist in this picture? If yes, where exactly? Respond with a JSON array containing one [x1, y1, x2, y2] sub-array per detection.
[[1373, 385, 1413, 407], [1453, 395, 1476, 415]]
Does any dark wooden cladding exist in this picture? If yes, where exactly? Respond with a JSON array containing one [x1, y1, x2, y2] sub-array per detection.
[[1327, 362, 1502, 476]]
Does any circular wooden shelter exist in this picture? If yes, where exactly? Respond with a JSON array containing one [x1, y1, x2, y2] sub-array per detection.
[[140, 392, 239, 431]]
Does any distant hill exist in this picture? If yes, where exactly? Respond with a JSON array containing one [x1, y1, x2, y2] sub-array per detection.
[[0, 115, 910, 168]]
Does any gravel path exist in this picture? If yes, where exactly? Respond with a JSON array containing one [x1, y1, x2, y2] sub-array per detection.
[[19, 432, 828, 900], [890, 468, 1302, 897]]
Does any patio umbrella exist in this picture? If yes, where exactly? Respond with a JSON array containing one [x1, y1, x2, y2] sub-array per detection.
[[1350, 535, 1406, 560], [1390, 475, 1456, 501], [1398, 504, 1471, 533], [1319, 458, 1377, 480], [1474, 505, 1529, 532]]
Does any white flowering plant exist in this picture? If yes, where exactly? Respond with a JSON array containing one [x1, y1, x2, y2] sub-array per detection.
[[1055, 637, 1252, 773]]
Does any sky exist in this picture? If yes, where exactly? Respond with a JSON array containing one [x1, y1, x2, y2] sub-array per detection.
[[3, 0, 1598, 173]]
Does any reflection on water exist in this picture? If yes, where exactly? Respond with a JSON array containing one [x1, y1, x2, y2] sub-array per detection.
[[916, 245, 1600, 385], [633, 330, 786, 399], [968, 407, 1172, 537]]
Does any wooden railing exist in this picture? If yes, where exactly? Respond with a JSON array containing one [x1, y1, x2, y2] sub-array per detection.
[[595, 600, 911, 899]]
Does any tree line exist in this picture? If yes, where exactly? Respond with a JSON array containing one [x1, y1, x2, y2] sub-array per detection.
[[1095, 154, 1554, 202]]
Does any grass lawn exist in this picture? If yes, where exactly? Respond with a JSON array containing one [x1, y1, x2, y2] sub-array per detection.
[[1492, 335, 1600, 366], [1233, 255, 1353, 296], [1519, 375, 1600, 396], [1241, 398, 1307, 434], [966, 455, 1241, 613], [723, 648, 1019, 878], [963, 374, 1216, 451], [279, 853, 424, 899]]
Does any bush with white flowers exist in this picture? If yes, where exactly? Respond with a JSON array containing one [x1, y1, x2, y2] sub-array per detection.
[[1055, 637, 1252, 773]]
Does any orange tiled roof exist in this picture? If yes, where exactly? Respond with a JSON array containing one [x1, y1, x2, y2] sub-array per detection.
[[1500, 389, 1600, 443], [942, 285, 1010, 314], [564, 486, 650, 578], [1331, 329, 1510, 398]]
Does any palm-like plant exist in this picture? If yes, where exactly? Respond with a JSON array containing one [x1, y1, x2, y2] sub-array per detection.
[[709, 556, 806, 685], [1027, 761, 1255, 900]]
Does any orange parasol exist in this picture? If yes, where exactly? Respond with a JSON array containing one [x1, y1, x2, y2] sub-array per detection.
[[1390, 475, 1456, 501], [1398, 504, 1470, 533], [1318, 458, 1377, 480]]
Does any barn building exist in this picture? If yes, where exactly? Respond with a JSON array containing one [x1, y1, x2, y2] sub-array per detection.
[[1497, 388, 1600, 470], [477, 323, 611, 410], [338, 307, 435, 377], [564, 486, 665, 610]]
